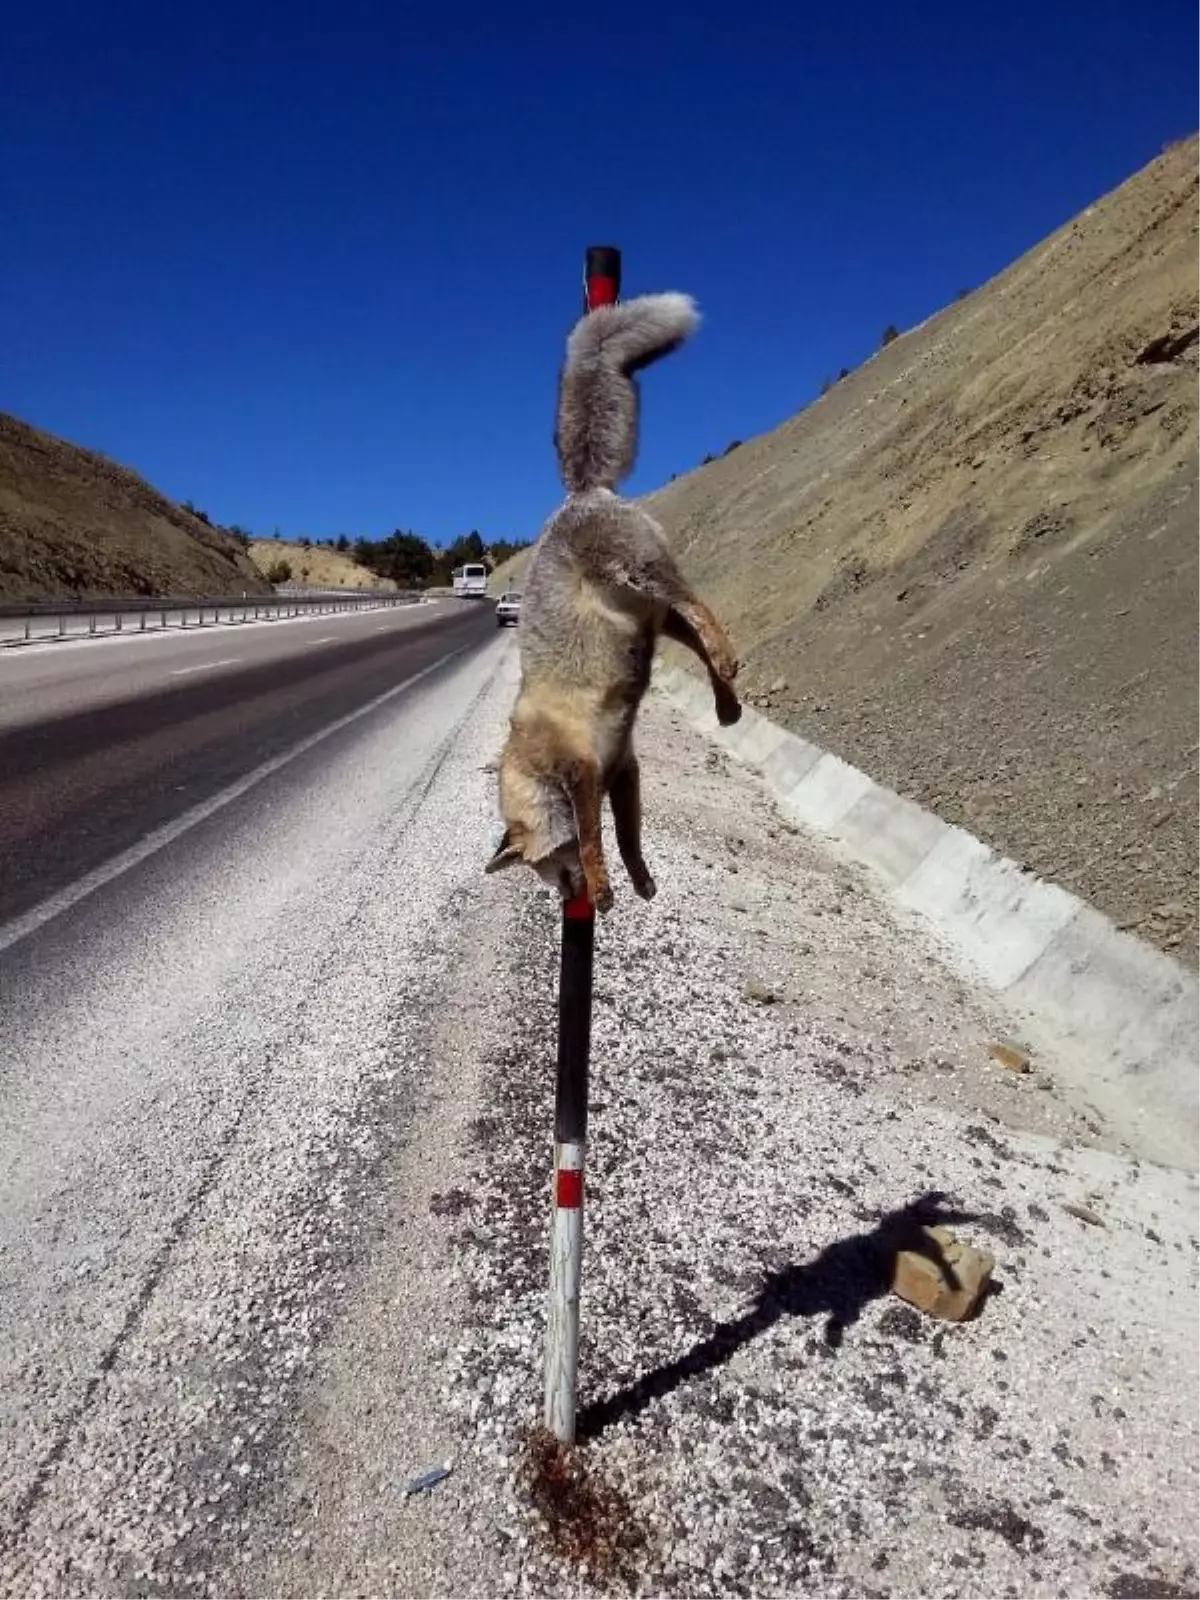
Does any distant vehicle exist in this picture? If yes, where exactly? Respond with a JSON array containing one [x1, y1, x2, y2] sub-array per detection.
[[495, 591, 522, 628], [452, 563, 488, 599]]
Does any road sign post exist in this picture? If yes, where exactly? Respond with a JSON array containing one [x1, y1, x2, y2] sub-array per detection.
[[542, 245, 621, 1446]]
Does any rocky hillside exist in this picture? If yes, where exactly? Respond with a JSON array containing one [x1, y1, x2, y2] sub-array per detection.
[[0, 412, 268, 602], [495, 139, 1198, 961]]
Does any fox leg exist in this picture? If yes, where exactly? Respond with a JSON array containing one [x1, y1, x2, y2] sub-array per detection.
[[608, 755, 657, 900], [661, 606, 743, 726], [659, 592, 739, 687], [577, 507, 741, 721], [566, 758, 614, 913]]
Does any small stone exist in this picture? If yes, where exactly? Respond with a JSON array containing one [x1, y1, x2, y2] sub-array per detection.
[[891, 1226, 994, 1321], [770, 676, 788, 694], [989, 1040, 1032, 1073], [1152, 901, 1185, 920], [1062, 1202, 1105, 1227], [743, 979, 778, 1004]]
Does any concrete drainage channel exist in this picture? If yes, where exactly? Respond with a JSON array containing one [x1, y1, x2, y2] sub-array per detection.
[[654, 662, 1199, 1172], [0, 591, 425, 648]]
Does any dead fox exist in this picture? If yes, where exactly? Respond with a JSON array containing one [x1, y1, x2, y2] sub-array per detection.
[[485, 292, 742, 912]]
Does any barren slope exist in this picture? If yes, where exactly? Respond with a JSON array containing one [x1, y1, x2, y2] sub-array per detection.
[[646, 137, 1198, 963], [0, 412, 268, 602], [248, 539, 396, 590]]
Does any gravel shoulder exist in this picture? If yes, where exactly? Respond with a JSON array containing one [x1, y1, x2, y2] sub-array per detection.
[[239, 662, 1197, 1599], [2, 642, 1195, 1599]]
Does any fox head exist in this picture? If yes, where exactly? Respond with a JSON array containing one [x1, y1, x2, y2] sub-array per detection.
[[484, 754, 584, 901]]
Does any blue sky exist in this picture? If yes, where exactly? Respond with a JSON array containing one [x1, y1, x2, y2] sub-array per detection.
[[3, 1, 1196, 546]]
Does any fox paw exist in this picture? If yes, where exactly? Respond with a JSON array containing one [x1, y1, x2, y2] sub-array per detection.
[[715, 686, 743, 726]]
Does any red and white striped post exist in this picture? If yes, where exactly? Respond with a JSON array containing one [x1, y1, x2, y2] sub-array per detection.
[[543, 245, 621, 1446]]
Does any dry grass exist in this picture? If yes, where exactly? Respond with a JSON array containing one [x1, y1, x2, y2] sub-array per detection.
[[247, 539, 396, 591]]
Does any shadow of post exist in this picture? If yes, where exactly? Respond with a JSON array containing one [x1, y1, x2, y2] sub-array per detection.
[[577, 1191, 979, 1442]]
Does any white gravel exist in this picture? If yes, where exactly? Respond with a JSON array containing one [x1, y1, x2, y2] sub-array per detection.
[[1, 639, 1195, 1599], [437, 669, 1199, 1600]]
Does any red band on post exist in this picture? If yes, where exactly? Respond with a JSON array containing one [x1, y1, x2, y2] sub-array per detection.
[[556, 1168, 584, 1209], [563, 894, 594, 921], [585, 274, 618, 310]]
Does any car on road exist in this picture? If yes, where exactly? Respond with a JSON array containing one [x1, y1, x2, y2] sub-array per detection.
[[495, 591, 522, 628]]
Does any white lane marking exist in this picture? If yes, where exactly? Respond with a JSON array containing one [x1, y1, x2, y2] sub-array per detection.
[[0, 646, 470, 956], [310, 636, 336, 644], [170, 658, 242, 677]]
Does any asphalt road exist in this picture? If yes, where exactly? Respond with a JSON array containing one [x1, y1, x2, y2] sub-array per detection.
[[0, 609, 512, 1595], [0, 599, 496, 941]]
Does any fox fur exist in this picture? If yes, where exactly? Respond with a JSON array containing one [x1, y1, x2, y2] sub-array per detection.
[[485, 292, 742, 912]]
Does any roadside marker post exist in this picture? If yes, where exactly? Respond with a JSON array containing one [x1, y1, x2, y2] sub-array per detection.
[[542, 245, 621, 1446]]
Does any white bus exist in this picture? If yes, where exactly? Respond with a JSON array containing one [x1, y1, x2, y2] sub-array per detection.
[[452, 563, 488, 599]]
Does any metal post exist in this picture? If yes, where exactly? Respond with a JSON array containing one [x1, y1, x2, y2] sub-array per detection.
[[544, 893, 595, 1443], [542, 244, 620, 1447]]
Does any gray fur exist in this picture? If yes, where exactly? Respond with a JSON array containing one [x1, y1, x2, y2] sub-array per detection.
[[489, 289, 739, 909], [554, 293, 699, 492]]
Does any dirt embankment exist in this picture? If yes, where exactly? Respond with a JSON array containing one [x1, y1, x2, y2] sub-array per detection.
[[642, 137, 1198, 964], [0, 412, 268, 603], [247, 539, 396, 591]]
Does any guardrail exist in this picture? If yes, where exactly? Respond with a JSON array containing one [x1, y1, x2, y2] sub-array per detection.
[[0, 590, 425, 648]]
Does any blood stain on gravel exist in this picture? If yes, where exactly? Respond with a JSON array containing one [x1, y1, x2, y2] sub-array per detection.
[[523, 1427, 645, 1589]]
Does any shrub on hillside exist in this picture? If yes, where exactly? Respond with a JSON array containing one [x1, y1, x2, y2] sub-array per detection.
[[183, 499, 212, 525]]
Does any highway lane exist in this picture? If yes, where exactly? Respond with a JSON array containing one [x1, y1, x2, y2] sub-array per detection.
[[0, 630, 517, 1590], [0, 596, 462, 731], [0, 598, 497, 938]]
